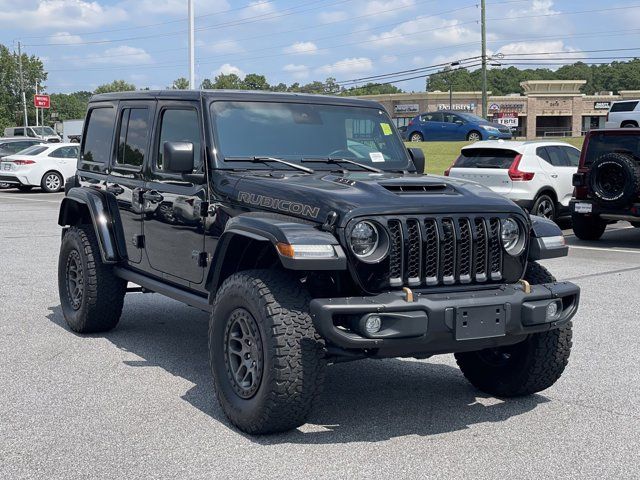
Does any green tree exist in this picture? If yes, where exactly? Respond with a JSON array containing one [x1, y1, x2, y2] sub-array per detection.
[[47, 91, 92, 122], [170, 77, 190, 89], [209, 73, 244, 89], [242, 73, 270, 90], [343, 82, 403, 96], [94, 80, 136, 94]]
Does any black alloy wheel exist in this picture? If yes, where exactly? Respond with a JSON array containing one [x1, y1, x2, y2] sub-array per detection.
[[224, 308, 264, 399], [65, 249, 84, 310], [594, 162, 625, 200]]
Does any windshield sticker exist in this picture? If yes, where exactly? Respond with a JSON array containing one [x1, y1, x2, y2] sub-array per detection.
[[369, 152, 384, 163], [380, 123, 393, 135]]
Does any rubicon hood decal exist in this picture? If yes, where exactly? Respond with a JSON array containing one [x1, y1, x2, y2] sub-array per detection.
[[238, 191, 320, 219]]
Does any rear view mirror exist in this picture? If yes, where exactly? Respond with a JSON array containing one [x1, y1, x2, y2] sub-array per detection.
[[163, 141, 194, 173], [407, 147, 426, 174]]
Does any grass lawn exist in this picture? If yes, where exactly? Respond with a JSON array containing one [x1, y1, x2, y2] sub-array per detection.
[[406, 137, 586, 175]]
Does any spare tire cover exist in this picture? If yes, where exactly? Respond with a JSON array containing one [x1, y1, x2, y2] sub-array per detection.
[[587, 152, 640, 206]]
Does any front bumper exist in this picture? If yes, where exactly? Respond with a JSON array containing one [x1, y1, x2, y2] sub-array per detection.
[[310, 281, 579, 357]]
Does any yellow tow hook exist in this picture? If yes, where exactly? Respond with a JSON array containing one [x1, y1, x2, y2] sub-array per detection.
[[518, 279, 531, 294], [402, 287, 414, 302]]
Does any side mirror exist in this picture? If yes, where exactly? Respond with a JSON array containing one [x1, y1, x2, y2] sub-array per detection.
[[454, 119, 464, 126], [163, 141, 194, 173], [407, 147, 426, 174]]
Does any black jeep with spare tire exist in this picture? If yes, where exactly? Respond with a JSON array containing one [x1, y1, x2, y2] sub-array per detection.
[[572, 128, 640, 240], [57, 90, 579, 434]]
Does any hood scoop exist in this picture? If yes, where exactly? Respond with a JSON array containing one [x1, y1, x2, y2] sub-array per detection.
[[381, 183, 452, 194]]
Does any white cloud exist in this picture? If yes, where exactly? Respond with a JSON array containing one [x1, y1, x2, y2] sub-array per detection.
[[0, 1, 128, 29], [364, 0, 415, 18], [380, 54, 397, 64], [496, 41, 584, 66], [202, 39, 244, 54], [49, 31, 83, 45], [283, 64, 310, 79], [215, 63, 245, 77], [128, 0, 229, 16], [85, 46, 152, 65], [367, 16, 477, 48], [240, 1, 276, 19], [283, 42, 319, 55], [316, 57, 373, 76], [318, 10, 348, 23]]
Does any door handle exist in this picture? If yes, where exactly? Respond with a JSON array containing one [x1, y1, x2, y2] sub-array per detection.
[[142, 190, 164, 203], [106, 184, 124, 195], [551, 174, 558, 178]]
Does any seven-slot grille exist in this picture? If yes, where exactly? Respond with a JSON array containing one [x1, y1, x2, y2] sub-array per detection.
[[387, 216, 503, 287]]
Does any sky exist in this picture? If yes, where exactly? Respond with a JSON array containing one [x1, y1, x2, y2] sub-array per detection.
[[0, 0, 639, 93]]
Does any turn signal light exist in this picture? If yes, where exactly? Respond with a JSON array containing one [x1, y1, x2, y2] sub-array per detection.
[[508, 154, 534, 181], [276, 243, 336, 259]]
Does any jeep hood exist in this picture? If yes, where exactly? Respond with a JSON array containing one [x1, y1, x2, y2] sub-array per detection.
[[231, 171, 525, 226]]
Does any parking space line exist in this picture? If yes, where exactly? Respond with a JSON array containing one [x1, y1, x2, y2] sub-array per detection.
[[569, 244, 640, 254], [0, 194, 61, 204]]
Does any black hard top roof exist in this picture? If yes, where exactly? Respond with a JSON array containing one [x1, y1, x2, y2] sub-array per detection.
[[90, 89, 384, 109]]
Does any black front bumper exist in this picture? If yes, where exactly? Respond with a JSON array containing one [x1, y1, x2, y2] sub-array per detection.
[[310, 282, 579, 357]]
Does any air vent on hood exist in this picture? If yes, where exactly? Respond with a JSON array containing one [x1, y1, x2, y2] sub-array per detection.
[[382, 183, 449, 194]]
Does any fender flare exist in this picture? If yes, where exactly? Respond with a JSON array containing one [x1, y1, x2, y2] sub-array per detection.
[[58, 187, 126, 264], [528, 215, 568, 260], [206, 213, 347, 293]]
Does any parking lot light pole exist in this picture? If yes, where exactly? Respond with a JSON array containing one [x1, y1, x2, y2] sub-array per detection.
[[481, 0, 488, 119], [188, 0, 195, 89]]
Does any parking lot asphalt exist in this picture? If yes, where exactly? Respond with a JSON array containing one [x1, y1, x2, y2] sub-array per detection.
[[1, 190, 639, 480]]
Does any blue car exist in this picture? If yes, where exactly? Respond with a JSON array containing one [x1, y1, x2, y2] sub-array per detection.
[[406, 111, 513, 142]]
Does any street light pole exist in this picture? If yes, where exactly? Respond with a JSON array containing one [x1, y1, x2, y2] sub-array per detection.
[[481, 0, 488, 118], [188, 0, 195, 89], [17, 41, 28, 128]]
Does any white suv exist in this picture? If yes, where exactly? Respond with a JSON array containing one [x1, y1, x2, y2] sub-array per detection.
[[445, 140, 581, 221], [605, 100, 640, 128]]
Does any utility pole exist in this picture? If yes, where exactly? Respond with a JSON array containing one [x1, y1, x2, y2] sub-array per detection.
[[188, 0, 195, 89], [17, 41, 28, 128], [481, 0, 488, 119]]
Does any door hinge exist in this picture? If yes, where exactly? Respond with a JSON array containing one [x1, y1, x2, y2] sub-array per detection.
[[199, 201, 210, 217], [133, 234, 145, 248], [197, 251, 208, 267]]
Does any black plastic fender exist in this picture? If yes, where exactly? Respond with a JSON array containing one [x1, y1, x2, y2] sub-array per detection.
[[528, 215, 568, 260], [58, 187, 127, 264]]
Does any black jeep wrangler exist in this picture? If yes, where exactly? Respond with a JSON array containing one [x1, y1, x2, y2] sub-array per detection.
[[57, 90, 579, 434], [572, 128, 640, 239]]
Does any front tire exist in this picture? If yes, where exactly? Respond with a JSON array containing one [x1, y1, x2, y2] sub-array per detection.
[[467, 130, 482, 142], [209, 270, 326, 434], [409, 132, 423, 142], [58, 225, 126, 333], [455, 262, 573, 397], [571, 213, 606, 240]]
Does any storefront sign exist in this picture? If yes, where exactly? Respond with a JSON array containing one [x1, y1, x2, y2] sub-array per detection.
[[393, 103, 420, 114], [437, 103, 475, 111], [593, 101, 611, 110], [495, 112, 519, 128]]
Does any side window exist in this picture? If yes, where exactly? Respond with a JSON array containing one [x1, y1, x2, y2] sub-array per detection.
[[116, 108, 149, 168], [563, 147, 581, 167], [26, 128, 36, 138], [14, 128, 24, 136], [536, 147, 551, 163], [81, 107, 115, 167], [49, 146, 79, 158], [545, 146, 569, 167], [156, 109, 202, 172]]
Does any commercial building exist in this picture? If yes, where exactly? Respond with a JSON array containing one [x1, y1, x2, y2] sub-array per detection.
[[359, 80, 640, 139]]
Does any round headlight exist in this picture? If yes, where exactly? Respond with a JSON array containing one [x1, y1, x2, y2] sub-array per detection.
[[350, 221, 379, 258], [501, 218, 525, 256]]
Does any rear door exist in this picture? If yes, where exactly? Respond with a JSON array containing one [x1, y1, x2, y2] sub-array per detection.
[[142, 102, 207, 286], [448, 148, 517, 196], [106, 101, 155, 264], [536, 146, 577, 208], [48, 145, 80, 179]]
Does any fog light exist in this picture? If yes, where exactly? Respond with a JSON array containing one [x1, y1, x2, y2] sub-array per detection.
[[365, 315, 382, 334], [546, 301, 561, 320]]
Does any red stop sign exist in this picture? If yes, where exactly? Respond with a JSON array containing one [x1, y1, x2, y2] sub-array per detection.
[[34, 94, 50, 109]]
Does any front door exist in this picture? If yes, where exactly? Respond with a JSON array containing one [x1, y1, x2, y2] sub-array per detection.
[[106, 101, 155, 264], [142, 103, 207, 285]]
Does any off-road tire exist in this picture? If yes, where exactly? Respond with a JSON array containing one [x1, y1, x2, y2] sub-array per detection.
[[209, 269, 326, 434], [571, 212, 607, 240], [587, 152, 640, 207], [58, 225, 126, 333], [455, 261, 573, 397]]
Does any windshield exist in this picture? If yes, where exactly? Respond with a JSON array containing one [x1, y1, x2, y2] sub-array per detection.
[[457, 113, 488, 123], [31, 126, 56, 136], [210, 101, 410, 171]]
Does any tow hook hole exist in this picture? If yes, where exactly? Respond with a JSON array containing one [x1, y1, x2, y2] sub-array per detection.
[[496, 318, 500, 323], [462, 320, 468, 327], [463, 311, 468, 317]]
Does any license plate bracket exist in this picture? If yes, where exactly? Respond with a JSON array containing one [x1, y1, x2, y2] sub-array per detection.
[[574, 202, 592, 214], [455, 305, 506, 340]]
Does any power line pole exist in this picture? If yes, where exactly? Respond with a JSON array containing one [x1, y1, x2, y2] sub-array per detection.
[[17, 41, 28, 128], [188, 0, 195, 89], [481, 0, 488, 119]]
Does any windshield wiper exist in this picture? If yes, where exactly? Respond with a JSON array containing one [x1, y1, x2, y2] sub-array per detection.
[[301, 157, 382, 173], [224, 156, 314, 174]]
